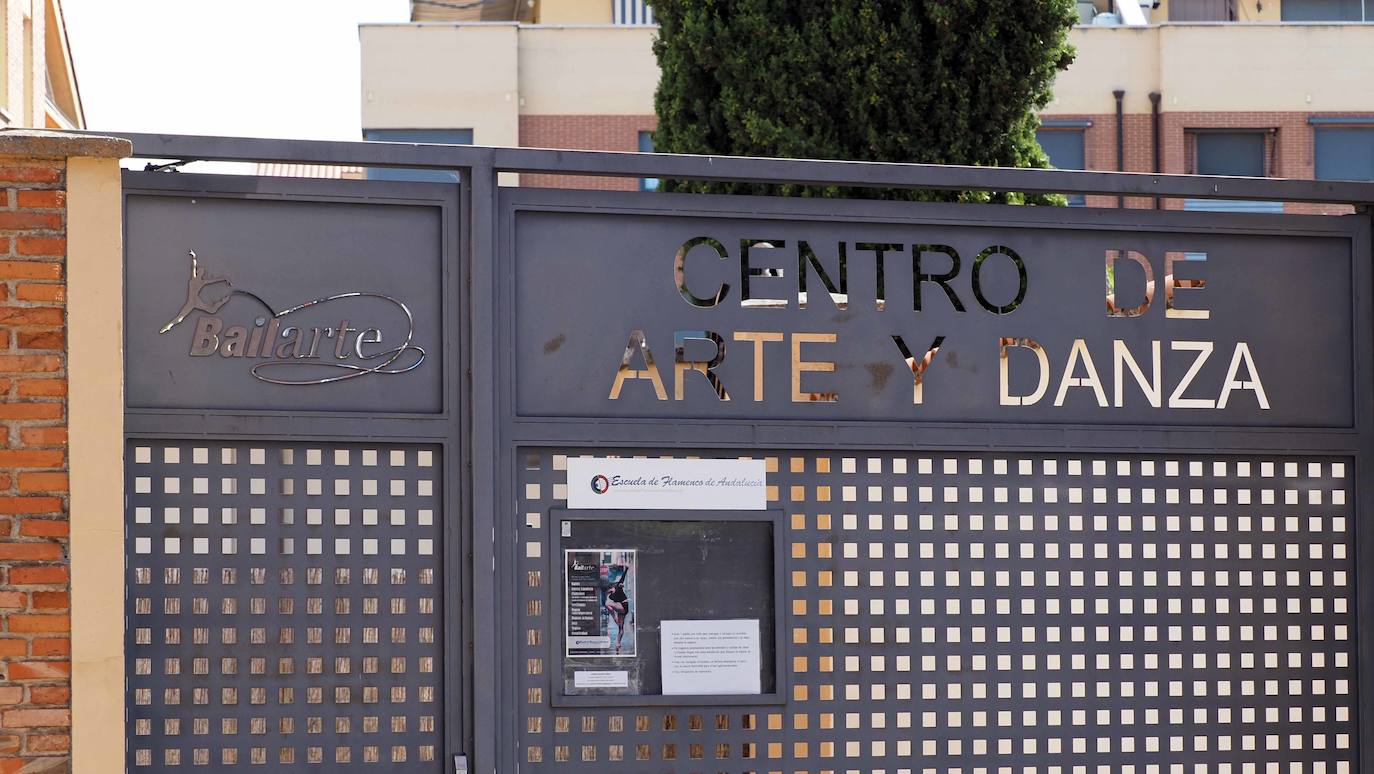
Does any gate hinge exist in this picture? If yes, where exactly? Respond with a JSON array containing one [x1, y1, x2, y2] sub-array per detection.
[[453, 754, 469, 774]]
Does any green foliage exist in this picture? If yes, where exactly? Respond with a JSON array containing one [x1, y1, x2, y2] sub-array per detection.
[[650, 0, 1077, 202]]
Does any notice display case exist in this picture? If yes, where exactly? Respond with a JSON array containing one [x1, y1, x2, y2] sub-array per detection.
[[550, 510, 785, 706]]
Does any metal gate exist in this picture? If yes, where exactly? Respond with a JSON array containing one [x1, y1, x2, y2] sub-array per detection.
[[115, 134, 1374, 774], [121, 169, 463, 772]]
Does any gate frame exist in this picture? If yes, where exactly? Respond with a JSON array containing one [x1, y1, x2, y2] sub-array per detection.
[[95, 131, 1374, 774]]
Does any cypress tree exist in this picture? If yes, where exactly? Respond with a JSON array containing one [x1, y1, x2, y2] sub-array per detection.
[[651, 0, 1077, 202]]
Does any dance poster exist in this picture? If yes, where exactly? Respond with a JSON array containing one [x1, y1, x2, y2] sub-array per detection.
[[565, 549, 637, 658]]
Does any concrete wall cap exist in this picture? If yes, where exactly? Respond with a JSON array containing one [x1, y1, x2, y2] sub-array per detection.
[[0, 129, 131, 159]]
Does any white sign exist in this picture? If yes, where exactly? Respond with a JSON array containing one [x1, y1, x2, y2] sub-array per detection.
[[566, 457, 766, 510], [573, 670, 630, 689], [660, 619, 762, 695]]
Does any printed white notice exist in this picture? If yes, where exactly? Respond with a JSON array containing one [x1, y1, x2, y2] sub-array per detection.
[[660, 619, 762, 695], [573, 670, 630, 689], [567, 457, 766, 510]]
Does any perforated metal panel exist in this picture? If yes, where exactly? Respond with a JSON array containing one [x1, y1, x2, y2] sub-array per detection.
[[126, 441, 444, 771], [518, 450, 1355, 772]]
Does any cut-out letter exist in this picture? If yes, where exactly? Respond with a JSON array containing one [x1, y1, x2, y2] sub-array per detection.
[[733, 331, 784, 402], [999, 337, 1050, 406], [674, 330, 730, 401], [675, 237, 730, 308], [609, 329, 667, 400], [892, 335, 945, 404]]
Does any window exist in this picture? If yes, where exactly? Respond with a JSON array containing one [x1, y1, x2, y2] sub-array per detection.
[[1169, 0, 1237, 21], [638, 130, 659, 192], [1036, 127, 1086, 206], [1281, 0, 1368, 21], [1314, 125, 1374, 181], [613, 0, 656, 25], [362, 129, 474, 183], [1184, 130, 1283, 213]]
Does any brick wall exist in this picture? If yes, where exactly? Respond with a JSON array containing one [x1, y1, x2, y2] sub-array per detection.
[[1046, 110, 1361, 215], [0, 156, 70, 768], [519, 115, 657, 190]]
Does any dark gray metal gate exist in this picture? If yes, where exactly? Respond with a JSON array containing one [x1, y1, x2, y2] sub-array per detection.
[[121, 170, 463, 772], [112, 132, 1374, 774]]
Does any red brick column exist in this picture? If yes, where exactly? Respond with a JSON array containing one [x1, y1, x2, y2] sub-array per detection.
[[0, 131, 130, 771], [0, 154, 73, 765]]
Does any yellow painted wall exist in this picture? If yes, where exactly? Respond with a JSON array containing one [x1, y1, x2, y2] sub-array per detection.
[[360, 23, 520, 147], [537, 0, 613, 25], [68, 153, 126, 774], [517, 26, 657, 115]]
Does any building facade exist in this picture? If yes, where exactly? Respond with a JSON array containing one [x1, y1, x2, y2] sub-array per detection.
[[360, 0, 1374, 211], [0, 0, 84, 131]]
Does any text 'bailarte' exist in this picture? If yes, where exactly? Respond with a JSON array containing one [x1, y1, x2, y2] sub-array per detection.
[[160, 250, 426, 386], [608, 239, 1267, 411]]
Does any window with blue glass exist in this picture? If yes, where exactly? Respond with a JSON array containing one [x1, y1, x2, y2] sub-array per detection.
[[362, 129, 474, 183], [638, 131, 659, 192], [1035, 127, 1086, 206]]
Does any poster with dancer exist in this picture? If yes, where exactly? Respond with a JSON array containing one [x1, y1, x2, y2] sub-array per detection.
[[565, 549, 637, 658]]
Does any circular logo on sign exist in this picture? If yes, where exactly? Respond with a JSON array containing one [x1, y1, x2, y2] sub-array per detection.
[[590, 475, 611, 495]]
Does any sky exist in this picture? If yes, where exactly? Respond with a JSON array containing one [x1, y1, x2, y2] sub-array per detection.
[[62, 0, 411, 141]]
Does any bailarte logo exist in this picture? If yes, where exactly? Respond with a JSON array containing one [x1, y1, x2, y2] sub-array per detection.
[[159, 250, 427, 385], [590, 475, 611, 495]]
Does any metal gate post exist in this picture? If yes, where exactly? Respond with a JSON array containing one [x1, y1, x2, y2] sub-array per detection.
[[467, 159, 500, 774], [1360, 205, 1374, 774]]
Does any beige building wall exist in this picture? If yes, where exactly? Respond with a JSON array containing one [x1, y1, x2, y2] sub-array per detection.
[[360, 23, 520, 147], [0, 0, 82, 129], [362, 21, 1374, 128], [537, 0, 613, 25], [517, 26, 657, 115], [1046, 23, 1374, 116]]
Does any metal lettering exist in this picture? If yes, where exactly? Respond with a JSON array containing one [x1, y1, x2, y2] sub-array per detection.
[[1113, 340, 1162, 408], [674, 237, 730, 308], [275, 327, 304, 360], [220, 326, 249, 358], [797, 241, 848, 310], [791, 332, 838, 402], [355, 329, 383, 359], [674, 330, 730, 401], [733, 331, 784, 402], [740, 240, 787, 309], [1167, 340, 1215, 408], [892, 335, 945, 405], [970, 245, 1027, 315], [246, 318, 266, 358], [854, 243, 899, 311], [609, 329, 667, 400], [1053, 339, 1109, 407], [1165, 252, 1209, 320], [334, 321, 356, 359], [913, 244, 964, 313], [162, 249, 428, 385], [1106, 250, 1154, 317], [999, 337, 1050, 406], [189, 316, 222, 356], [1216, 342, 1269, 409]]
